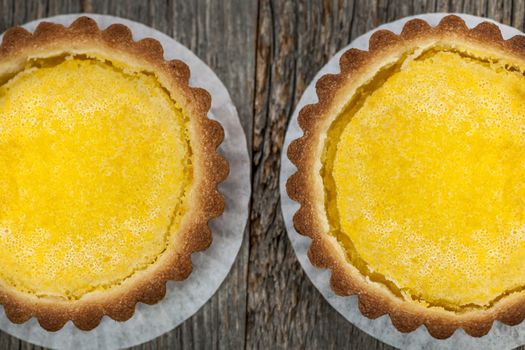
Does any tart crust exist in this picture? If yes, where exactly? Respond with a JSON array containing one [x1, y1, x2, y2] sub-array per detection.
[[0, 17, 229, 331], [286, 15, 525, 339]]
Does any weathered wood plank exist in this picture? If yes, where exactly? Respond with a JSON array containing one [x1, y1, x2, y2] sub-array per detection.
[[150, 1, 256, 348], [84, 1, 256, 349], [248, 0, 395, 349], [0, 0, 78, 346]]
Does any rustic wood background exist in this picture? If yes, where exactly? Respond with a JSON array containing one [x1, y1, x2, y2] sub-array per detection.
[[0, 0, 524, 349]]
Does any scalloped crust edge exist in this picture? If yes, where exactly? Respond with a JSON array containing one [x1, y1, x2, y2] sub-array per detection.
[[286, 15, 525, 339], [0, 16, 229, 331]]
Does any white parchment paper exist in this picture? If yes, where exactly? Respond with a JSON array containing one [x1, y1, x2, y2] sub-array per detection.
[[280, 13, 525, 350], [0, 14, 250, 350]]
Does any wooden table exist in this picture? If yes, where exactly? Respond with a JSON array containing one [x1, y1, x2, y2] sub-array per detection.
[[1, 0, 524, 349]]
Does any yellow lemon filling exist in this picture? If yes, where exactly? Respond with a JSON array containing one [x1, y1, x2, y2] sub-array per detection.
[[0, 57, 191, 299], [325, 49, 525, 309]]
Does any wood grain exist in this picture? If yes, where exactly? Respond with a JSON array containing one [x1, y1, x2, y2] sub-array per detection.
[[0, 0, 524, 349], [249, 1, 395, 349]]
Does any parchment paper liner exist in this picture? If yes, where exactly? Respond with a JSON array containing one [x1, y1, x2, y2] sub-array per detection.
[[280, 13, 525, 350]]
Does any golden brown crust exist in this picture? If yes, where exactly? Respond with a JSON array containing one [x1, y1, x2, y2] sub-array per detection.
[[0, 17, 229, 331], [287, 15, 525, 339]]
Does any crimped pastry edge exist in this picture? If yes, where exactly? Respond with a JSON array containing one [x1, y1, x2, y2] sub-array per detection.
[[286, 15, 525, 339], [0, 16, 229, 331]]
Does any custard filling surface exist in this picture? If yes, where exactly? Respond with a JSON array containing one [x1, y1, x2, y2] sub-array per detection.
[[326, 49, 525, 309], [0, 57, 191, 299]]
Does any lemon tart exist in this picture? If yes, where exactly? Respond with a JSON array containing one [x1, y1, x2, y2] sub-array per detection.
[[0, 17, 228, 331], [287, 15, 525, 338]]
